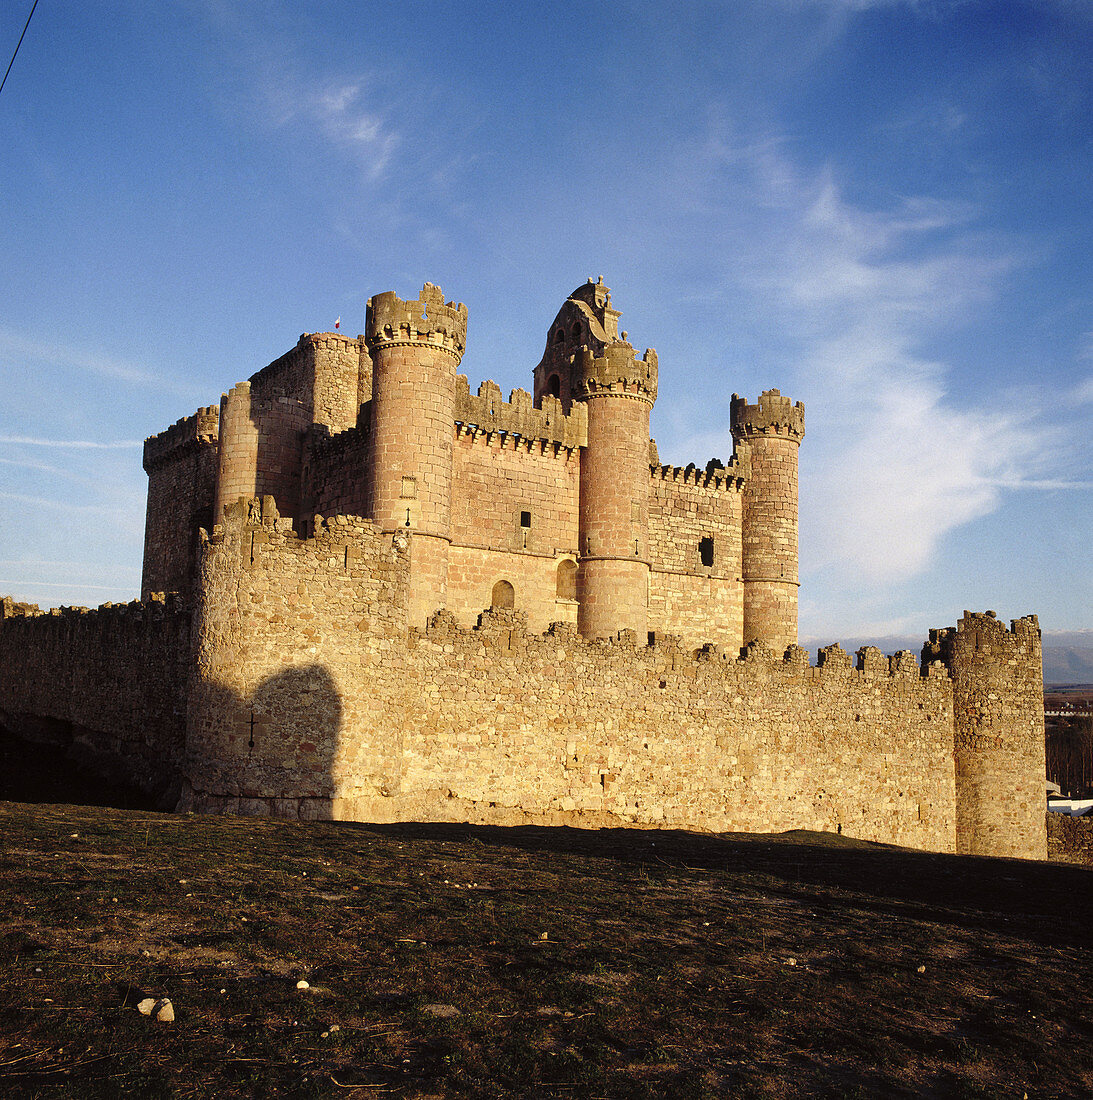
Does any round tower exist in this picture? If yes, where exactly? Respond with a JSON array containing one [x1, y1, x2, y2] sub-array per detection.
[[730, 389, 805, 653], [927, 612, 1047, 859], [214, 381, 258, 523], [365, 283, 467, 627], [574, 340, 658, 640]]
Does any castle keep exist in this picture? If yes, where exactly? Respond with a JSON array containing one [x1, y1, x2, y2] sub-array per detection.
[[0, 280, 1047, 859]]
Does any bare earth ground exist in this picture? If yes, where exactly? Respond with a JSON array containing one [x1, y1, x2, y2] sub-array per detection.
[[1, 731, 1092, 1098]]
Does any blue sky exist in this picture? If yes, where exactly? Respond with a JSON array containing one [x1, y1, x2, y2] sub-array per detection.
[[1, 0, 1090, 649]]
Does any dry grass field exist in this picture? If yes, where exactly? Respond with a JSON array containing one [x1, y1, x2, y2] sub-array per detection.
[[1, 729, 1092, 1098]]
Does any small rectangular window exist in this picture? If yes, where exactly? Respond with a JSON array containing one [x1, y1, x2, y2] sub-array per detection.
[[520, 510, 532, 528], [699, 536, 714, 567]]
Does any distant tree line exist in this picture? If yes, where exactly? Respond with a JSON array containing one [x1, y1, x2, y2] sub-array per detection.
[[1046, 715, 1093, 798]]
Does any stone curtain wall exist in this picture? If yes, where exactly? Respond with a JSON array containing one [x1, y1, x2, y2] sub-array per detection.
[[305, 417, 372, 523], [648, 464, 746, 650], [186, 506, 958, 852], [447, 427, 581, 632], [0, 596, 191, 801], [141, 407, 220, 600], [184, 501, 411, 813]]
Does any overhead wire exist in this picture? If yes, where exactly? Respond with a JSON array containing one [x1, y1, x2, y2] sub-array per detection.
[[0, 0, 40, 100]]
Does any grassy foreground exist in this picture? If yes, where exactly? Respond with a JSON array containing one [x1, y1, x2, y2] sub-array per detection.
[[1, 802, 1092, 1099]]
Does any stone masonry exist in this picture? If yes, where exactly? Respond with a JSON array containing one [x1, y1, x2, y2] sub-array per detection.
[[0, 278, 1047, 858]]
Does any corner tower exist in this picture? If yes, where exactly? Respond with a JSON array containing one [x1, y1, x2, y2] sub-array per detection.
[[730, 389, 805, 652], [927, 612, 1047, 859], [365, 283, 467, 627], [535, 279, 658, 638]]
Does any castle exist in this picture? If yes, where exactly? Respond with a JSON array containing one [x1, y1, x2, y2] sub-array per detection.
[[0, 280, 1047, 859]]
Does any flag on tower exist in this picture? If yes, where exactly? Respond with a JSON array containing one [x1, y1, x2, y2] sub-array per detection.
[[335, 316, 341, 329]]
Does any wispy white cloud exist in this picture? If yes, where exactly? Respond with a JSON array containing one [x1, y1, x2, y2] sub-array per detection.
[[258, 75, 399, 181], [0, 327, 158, 388], [695, 136, 1055, 588], [196, 3, 399, 182], [0, 436, 141, 449], [1073, 376, 1093, 405]]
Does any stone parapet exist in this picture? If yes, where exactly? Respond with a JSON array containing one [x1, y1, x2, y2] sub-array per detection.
[[143, 407, 220, 472], [572, 343, 658, 402], [651, 455, 748, 491], [365, 283, 467, 360], [730, 389, 805, 442], [454, 377, 587, 449]]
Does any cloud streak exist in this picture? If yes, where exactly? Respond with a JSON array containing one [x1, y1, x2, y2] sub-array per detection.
[[197, 3, 399, 183], [698, 137, 1056, 591], [0, 436, 141, 449], [0, 327, 158, 388]]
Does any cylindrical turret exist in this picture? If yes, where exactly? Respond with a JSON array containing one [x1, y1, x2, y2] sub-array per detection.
[[928, 612, 1047, 859], [730, 389, 805, 653], [365, 283, 467, 627], [214, 382, 259, 523], [574, 342, 658, 639]]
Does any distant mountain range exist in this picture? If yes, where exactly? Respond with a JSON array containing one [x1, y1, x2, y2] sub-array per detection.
[[800, 631, 1093, 689]]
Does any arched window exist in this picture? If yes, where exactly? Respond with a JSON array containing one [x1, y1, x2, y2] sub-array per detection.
[[547, 373, 561, 398], [553, 328, 565, 344], [571, 322, 581, 341], [556, 560, 577, 599], [491, 580, 515, 610]]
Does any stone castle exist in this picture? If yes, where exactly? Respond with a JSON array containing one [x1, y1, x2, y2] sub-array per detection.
[[0, 279, 1047, 859]]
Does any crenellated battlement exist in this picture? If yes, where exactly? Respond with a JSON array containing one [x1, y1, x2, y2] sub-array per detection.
[[923, 610, 1042, 669], [413, 603, 953, 687], [730, 389, 805, 441], [250, 331, 365, 389], [572, 343, 659, 402], [143, 406, 220, 471], [454, 377, 588, 448], [651, 454, 748, 491], [365, 282, 467, 360]]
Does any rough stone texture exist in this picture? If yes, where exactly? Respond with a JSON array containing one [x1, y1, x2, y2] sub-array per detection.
[[925, 612, 1047, 859], [0, 277, 1049, 860], [184, 506, 958, 851], [731, 390, 805, 653], [0, 594, 190, 801], [142, 407, 220, 600], [1047, 812, 1093, 865]]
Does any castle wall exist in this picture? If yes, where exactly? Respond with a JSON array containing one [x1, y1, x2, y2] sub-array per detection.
[[446, 545, 579, 633], [648, 464, 745, 650], [249, 332, 370, 435], [931, 612, 1047, 860], [142, 407, 220, 600], [0, 596, 191, 801], [185, 502, 409, 813], [304, 416, 372, 524], [185, 508, 958, 853]]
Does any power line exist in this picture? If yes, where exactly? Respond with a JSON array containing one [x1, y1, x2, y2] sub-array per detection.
[[0, 0, 40, 100]]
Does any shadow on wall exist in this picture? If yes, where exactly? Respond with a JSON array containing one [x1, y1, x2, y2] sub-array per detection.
[[185, 663, 346, 817]]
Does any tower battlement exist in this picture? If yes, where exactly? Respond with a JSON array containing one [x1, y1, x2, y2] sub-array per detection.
[[143, 406, 220, 472], [365, 283, 467, 359], [573, 344, 659, 402], [454, 377, 588, 448], [730, 389, 805, 441]]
